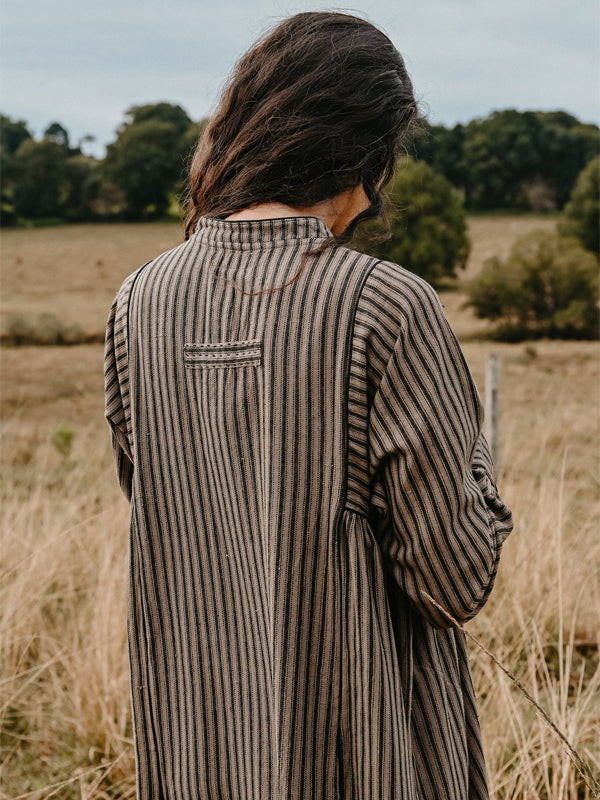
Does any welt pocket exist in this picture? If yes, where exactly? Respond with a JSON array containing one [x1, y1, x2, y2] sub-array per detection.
[[183, 339, 263, 368]]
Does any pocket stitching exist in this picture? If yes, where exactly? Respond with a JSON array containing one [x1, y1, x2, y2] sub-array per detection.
[[183, 339, 262, 368], [184, 338, 261, 349]]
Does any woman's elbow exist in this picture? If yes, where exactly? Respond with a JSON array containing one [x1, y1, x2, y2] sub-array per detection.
[[421, 516, 513, 629], [455, 508, 515, 625]]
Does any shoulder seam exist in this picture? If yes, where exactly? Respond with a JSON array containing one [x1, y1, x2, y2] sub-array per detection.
[[125, 259, 154, 370], [339, 257, 384, 512]]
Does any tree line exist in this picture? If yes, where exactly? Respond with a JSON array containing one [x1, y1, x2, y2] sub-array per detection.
[[0, 103, 203, 225], [412, 110, 598, 211], [1, 103, 598, 226]]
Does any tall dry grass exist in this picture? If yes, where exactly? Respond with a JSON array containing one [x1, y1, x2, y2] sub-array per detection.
[[1, 422, 133, 798], [470, 418, 599, 798]]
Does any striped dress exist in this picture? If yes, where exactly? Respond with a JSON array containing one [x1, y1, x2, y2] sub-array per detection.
[[104, 215, 513, 800]]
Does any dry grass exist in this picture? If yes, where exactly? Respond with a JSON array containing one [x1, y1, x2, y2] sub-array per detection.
[[1, 216, 599, 798], [1, 222, 183, 340]]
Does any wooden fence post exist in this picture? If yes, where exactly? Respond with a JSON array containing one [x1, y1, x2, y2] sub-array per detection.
[[485, 353, 500, 467]]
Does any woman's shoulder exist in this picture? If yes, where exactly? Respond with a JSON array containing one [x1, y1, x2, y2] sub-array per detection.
[[364, 257, 444, 321], [345, 250, 454, 393], [332, 242, 442, 312], [339, 246, 445, 336]]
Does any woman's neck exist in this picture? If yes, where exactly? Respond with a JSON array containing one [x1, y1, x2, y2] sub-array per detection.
[[224, 202, 316, 223], [222, 186, 369, 236]]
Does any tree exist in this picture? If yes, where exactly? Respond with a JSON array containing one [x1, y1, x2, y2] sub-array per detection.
[[465, 230, 599, 340], [9, 132, 96, 221], [87, 177, 126, 219], [82, 157, 126, 220], [1, 115, 33, 224], [122, 102, 193, 138], [534, 112, 599, 209], [104, 103, 197, 219], [1, 114, 32, 156], [462, 110, 543, 209], [105, 119, 185, 218], [63, 154, 98, 221], [12, 138, 71, 219], [44, 121, 70, 150], [353, 157, 470, 286], [411, 122, 467, 190], [558, 156, 599, 254]]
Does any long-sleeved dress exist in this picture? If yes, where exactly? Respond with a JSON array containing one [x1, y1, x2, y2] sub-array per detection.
[[104, 214, 513, 800]]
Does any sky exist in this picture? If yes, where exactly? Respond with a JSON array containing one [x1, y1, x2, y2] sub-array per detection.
[[1, 0, 599, 158]]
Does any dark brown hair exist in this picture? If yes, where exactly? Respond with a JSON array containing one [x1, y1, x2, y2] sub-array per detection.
[[183, 11, 423, 294]]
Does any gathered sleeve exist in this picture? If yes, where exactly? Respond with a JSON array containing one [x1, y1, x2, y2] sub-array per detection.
[[367, 273, 513, 629], [104, 286, 134, 502]]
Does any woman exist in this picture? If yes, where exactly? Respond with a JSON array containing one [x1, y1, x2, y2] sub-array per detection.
[[104, 11, 513, 800]]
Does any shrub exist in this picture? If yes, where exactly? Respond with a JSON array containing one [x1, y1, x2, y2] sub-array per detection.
[[2, 313, 86, 346], [465, 230, 599, 340], [34, 313, 63, 345], [3, 313, 34, 345], [51, 421, 75, 456], [558, 156, 599, 254], [353, 156, 470, 286]]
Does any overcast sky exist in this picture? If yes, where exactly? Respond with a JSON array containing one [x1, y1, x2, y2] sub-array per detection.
[[1, 0, 598, 158]]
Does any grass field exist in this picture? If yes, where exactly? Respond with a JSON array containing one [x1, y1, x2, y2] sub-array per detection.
[[1, 216, 599, 798]]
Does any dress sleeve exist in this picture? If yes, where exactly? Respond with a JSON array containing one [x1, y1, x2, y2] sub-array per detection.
[[367, 275, 513, 629], [104, 289, 134, 502]]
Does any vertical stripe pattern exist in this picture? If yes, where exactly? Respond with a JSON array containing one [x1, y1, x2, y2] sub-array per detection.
[[104, 215, 513, 800]]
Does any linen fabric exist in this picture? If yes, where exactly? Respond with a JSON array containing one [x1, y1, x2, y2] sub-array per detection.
[[104, 215, 513, 800]]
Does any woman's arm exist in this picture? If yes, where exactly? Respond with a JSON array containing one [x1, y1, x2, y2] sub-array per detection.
[[104, 290, 134, 502], [367, 271, 513, 629]]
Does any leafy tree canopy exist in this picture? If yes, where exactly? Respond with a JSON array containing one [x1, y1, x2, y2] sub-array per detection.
[[121, 102, 193, 138], [44, 121, 70, 150], [558, 156, 600, 254], [463, 110, 546, 209], [12, 138, 71, 219], [412, 109, 599, 211], [104, 119, 185, 219], [101, 103, 202, 220], [411, 122, 466, 189], [0, 114, 32, 156]]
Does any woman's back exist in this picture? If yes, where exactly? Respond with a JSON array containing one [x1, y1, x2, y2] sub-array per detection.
[[105, 213, 512, 799]]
